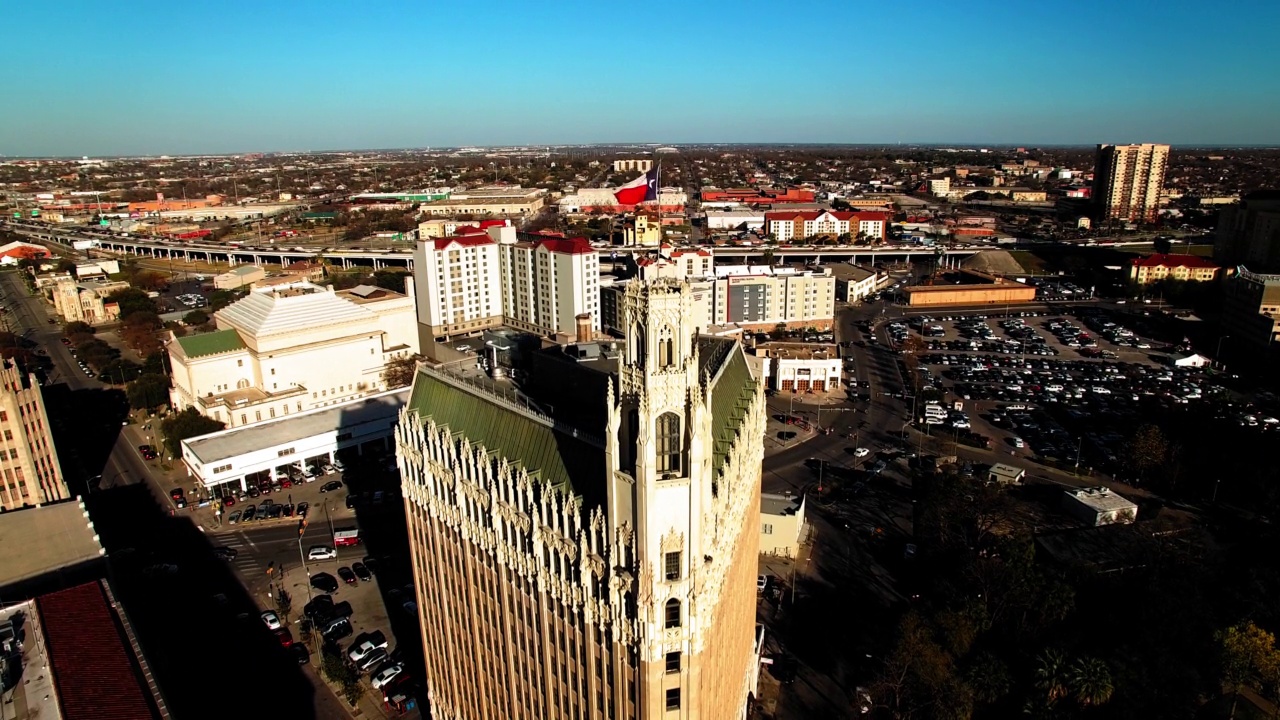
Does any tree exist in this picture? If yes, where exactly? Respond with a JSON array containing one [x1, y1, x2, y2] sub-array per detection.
[[127, 373, 170, 410], [207, 290, 238, 311], [381, 355, 420, 389], [105, 288, 158, 318], [1124, 424, 1168, 481], [1218, 621, 1280, 719], [1069, 657, 1114, 708], [372, 269, 408, 293], [1033, 648, 1070, 707], [274, 587, 292, 621], [64, 321, 93, 337], [183, 310, 209, 326], [159, 408, 225, 458]]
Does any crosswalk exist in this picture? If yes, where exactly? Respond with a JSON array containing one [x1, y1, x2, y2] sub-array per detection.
[[212, 532, 269, 576]]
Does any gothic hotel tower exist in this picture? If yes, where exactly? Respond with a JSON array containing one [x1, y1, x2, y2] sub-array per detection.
[[396, 279, 766, 719]]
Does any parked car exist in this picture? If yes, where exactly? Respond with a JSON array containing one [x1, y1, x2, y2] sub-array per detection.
[[228, 511, 240, 525], [337, 566, 357, 585], [310, 572, 340, 594], [275, 628, 293, 647], [297, 502, 309, 518], [261, 611, 282, 631], [358, 649, 389, 673], [304, 595, 334, 621], [308, 546, 337, 561], [347, 631, 390, 663], [371, 663, 405, 690], [241, 505, 256, 522], [291, 643, 311, 665], [852, 447, 870, 458], [320, 480, 343, 493], [352, 562, 372, 582], [321, 617, 352, 642]]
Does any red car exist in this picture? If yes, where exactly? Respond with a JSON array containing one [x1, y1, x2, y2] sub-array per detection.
[[276, 628, 293, 647], [222, 495, 236, 507]]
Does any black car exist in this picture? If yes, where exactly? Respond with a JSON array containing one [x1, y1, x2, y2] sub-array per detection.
[[337, 566, 357, 585], [304, 595, 335, 622], [352, 562, 372, 582], [345, 493, 363, 509], [212, 547, 239, 561], [310, 572, 340, 593], [241, 505, 256, 522], [291, 643, 311, 665], [320, 480, 343, 493], [361, 556, 379, 576], [297, 502, 309, 518], [321, 617, 353, 642], [331, 600, 353, 619]]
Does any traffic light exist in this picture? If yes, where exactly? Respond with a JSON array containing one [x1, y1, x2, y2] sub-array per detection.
[[297, 520, 305, 536]]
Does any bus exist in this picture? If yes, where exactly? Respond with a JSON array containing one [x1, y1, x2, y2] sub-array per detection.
[[333, 527, 361, 547]]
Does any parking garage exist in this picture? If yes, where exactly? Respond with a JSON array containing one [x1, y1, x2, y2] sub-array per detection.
[[180, 388, 409, 496]]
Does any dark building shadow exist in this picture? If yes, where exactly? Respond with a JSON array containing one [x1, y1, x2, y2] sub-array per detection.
[[84, 483, 319, 719], [42, 384, 129, 493]]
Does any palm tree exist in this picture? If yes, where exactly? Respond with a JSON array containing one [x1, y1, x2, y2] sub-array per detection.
[[1034, 649, 1070, 705], [1070, 657, 1114, 707]]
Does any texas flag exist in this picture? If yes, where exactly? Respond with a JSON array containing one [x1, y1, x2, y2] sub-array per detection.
[[613, 167, 658, 206]]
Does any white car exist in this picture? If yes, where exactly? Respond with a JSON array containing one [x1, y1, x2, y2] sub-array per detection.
[[852, 447, 870, 458], [260, 611, 282, 631], [308, 545, 337, 561], [370, 663, 404, 690]]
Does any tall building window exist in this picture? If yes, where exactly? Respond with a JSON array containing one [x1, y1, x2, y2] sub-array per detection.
[[664, 599, 681, 629], [665, 651, 681, 673], [664, 551, 681, 581], [665, 688, 681, 710], [656, 413, 681, 474]]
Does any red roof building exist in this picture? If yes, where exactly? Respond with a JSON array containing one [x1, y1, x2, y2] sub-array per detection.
[[764, 211, 890, 242], [1128, 253, 1222, 284], [702, 187, 815, 205], [37, 582, 159, 720]]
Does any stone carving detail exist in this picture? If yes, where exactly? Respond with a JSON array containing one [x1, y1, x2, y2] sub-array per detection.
[[660, 529, 684, 554]]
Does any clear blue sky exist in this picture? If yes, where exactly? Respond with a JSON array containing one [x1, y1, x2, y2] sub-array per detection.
[[2, 0, 1278, 156]]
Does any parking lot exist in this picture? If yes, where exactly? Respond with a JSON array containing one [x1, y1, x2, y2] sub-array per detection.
[[879, 307, 1227, 475]]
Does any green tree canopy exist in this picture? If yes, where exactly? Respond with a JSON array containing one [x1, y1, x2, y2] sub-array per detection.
[[126, 373, 170, 410], [381, 354, 420, 389], [183, 310, 209, 326], [105, 287, 158, 318], [63, 321, 94, 337], [159, 407, 225, 458]]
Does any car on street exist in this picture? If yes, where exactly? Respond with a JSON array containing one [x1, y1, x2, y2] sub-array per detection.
[[371, 663, 405, 690], [310, 572, 340, 593], [139, 445, 158, 460], [337, 566, 357, 585], [308, 545, 337, 561], [352, 562, 372, 582], [852, 447, 870, 458], [275, 628, 293, 647], [213, 547, 238, 561], [320, 480, 343, 493], [868, 460, 888, 475], [291, 643, 311, 665], [261, 611, 282, 631], [757, 575, 768, 592]]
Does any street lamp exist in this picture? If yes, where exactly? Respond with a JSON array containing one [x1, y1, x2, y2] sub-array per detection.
[[1215, 335, 1230, 369]]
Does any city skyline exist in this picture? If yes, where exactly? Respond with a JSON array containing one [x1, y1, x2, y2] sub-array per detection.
[[2, 0, 1278, 156]]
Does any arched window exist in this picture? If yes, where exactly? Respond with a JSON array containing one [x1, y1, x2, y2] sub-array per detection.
[[656, 413, 682, 474], [632, 323, 646, 367], [664, 598, 681, 629], [657, 325, 675, 368]]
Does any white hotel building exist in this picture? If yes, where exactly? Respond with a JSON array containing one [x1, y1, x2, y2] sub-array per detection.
[[414, 225, 601, 342]]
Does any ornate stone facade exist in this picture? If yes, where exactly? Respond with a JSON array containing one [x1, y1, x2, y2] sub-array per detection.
[[398, 279, 766, 719]]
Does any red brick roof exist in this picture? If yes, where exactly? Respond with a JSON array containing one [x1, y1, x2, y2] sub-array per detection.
[[432, 233, 494, 250], [37, 582, 158, 720], [1130, 253, 1219, 269], [516, 231, 595, 255]]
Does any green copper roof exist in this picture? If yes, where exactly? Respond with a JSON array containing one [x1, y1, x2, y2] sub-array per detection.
[[708, 345, 757, 477], [176, 329, 246, 359], [406, 371, 603, 497]]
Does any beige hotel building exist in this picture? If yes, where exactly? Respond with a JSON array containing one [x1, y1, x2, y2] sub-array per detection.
[[396, 279, 766, 719]]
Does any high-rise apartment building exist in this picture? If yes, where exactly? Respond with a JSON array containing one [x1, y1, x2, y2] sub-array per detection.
[[396, 279, 766, 719], [1091, 143, 1170, 223], [0, 359, 67, 510], [499, 232, 601, 338], [413, 229, 504, 340], [414, 226, 601, 342]]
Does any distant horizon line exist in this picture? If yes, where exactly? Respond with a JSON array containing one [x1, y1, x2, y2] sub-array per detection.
[[4, 141, 1280, 161]]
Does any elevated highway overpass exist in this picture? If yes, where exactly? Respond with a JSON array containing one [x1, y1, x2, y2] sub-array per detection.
[[3, 220, 1000, 272]]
